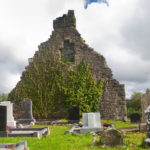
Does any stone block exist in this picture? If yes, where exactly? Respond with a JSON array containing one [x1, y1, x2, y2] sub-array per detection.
[[0, 106, 7, 131], [0, 101, 16, 128], [68, 107, 80, 121], [19, 98, 36, 125], [82, 112, 101, 128]]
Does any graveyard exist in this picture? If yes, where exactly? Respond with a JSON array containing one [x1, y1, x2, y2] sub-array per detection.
[[0, 121, 149, 150], [0, 10, 150, 150], [0, 99, 150, 150]]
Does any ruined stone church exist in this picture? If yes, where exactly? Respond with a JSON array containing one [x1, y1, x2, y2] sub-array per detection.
[[9, 10, 127, 120]]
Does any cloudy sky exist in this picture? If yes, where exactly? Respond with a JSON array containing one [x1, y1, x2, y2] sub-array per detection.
[[0, 0, 149, 98]]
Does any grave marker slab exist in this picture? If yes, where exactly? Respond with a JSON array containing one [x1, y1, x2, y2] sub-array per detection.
[[0, 106, 7, 131], [0, 101, 16, 128], [19, 98, 36, 124], [145, 106, 150, 138], [80, 112, 101, 133], [0, 141, 29, 150], [0, 105, 8, 137], [68, 107, 80, 121], [83, 112, 101, 128]]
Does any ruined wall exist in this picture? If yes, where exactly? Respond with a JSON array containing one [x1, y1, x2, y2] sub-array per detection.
[[141, 89, 150, 123], [11, 10, 127, 120]]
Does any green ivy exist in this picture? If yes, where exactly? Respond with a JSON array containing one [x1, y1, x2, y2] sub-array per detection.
[[8, 53, 103, 119], [63, 61, 104, 114]]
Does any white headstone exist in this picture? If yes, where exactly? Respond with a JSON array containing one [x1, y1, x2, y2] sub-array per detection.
[[0, 101, 16, 128], [145, 106, 150, 138], [82, 112, 101, 128], [80, 112, 101, 133]]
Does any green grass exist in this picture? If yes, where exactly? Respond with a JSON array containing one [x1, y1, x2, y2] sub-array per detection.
[[0, 121, 148, 150], [101, 120, 138, 128]]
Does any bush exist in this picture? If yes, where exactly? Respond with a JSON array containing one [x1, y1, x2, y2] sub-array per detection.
[[126, 92, 142, 117]]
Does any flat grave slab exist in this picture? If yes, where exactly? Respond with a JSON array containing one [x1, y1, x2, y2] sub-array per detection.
[[0, 127, 50, 139], [0, 141, 28, 150]]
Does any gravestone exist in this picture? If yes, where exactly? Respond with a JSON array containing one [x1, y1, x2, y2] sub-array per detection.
[[0, 106, 7, 131], [80, 112, 101, 133], [145, 106, 150, 138], [144, 106, 150, 146], [130, 113, 141, 124], [100, 128, 123, 147], [83, 112, 101, 128], [0, 106, 8, 137], [0, 141, 29, 150], [68, 107, 80, 122], [0, 101, 16, 128], [19, 98, 36, 124]]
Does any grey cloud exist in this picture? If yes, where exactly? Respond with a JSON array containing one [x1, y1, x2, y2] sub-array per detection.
[[120, 1, 150, 60], [0, 44, 26, 74], [0, 43, 26, 93], [124, 80, 150, 98], [110, 61, 150, 83]]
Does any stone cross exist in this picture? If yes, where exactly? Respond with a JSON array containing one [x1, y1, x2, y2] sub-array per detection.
[[19, 98, 35, 124], [145, 106, 150, 138], [0, 101, 16, 128], [0, 106, 7, 131]]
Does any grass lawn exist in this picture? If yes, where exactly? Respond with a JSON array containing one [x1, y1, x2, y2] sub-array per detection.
[[0, 121, 149, 150]]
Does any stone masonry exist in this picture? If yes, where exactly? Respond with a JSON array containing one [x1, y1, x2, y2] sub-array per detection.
[[11, 10, 127, 120], [141, 89, 150, 123]]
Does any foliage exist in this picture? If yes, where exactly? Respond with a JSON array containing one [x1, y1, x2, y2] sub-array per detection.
[[81, 37, 86, 44], [73, 16, 76, 27], [63, 61, 104, 113], [126, 92, 142, 117], [8, 51, 103, 119], [0, 93, 8, 102], [8, 51, 67, 118]]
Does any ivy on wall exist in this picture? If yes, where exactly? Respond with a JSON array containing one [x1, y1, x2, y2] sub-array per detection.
[[8, 51, 103, 119], [63, 61, 104, 114]]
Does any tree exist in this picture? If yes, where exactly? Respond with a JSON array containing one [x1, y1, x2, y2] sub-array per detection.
[[126, 92, 142, 117], [0, 93, 8, 102]]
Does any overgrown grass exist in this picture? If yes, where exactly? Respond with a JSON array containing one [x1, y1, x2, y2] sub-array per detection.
[[0, 121, 148, 150]]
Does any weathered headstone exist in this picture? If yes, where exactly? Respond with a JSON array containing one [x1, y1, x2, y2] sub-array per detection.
[[100, 128, 123, 147], [0, 101, 16, 128], [68, 107, 80, 121], [80, 112, 101, 133], [19, 98, 36, 124]]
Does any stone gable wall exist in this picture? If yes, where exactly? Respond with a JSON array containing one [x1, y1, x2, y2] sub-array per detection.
[[13, 10, 127, 120]]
